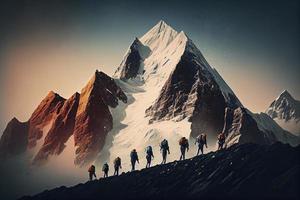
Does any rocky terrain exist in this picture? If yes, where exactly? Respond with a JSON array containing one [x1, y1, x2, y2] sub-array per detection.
[[0, 70, 127, 166], [20, 142, 300, 200]]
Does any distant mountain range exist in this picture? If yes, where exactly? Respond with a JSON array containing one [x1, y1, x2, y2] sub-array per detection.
[[0, 20, 299, 170]]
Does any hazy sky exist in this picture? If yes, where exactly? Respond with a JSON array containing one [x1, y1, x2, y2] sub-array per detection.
[[0, 0, 299, 132]]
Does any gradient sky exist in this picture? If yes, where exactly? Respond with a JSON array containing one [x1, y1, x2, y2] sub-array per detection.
[[0, 0, 299, 132]]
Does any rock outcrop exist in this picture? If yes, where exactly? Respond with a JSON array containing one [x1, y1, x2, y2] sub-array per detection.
[[145, 40, 240, 139], [28, 91, 66, 149], [20, 143, 300, 200], [0, 70, 127, 166], [0, 118, 29, 158], [73, 70, 127, 166], [116, 38, 150, 81], [222, 107, 268, 146], [33, 92, 80, 164]]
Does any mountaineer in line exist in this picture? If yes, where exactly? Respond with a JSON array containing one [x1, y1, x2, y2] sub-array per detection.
[[113, 157, 122, 176], [179, 137, 189, 160], [145, 146, 154, 168], [130, 149, 139, 171], [195, 133, 208, 155], [160, 139, 170, 164]]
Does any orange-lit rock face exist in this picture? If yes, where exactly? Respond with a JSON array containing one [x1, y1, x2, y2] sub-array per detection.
[[28, 91, 65, 149], [73, 71, 127, 166], [33, 92, 80, 165]]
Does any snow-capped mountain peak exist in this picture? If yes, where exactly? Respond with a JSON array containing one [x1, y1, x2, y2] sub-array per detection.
[[265, 90, 300, 136], [266, 90, 300, 120], [140, 20, 178, 53]]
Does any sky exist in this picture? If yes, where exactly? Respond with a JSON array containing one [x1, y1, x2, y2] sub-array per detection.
[[0, 0, 299, 132]]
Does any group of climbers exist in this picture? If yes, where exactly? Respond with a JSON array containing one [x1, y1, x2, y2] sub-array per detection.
[[88, 132, 227, 180]]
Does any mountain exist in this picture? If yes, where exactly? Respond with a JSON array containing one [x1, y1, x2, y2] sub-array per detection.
[[1, 19, 300, 200], [20, 143, 300, 200], [0, 118, 29, 159], [73, 71, 127, 166], [0, 71, 127, 167], [32, 92, 80, 165], [28, 91, 66, 149], [266, 90, 300, 136], [107, 20, 298, 169]]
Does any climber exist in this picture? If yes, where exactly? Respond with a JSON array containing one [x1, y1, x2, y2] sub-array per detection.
[[145, 146, 154, 168], [102, 162, 109, 178], [113, 157, 122, 176], [88, 165, 97, 181], [195, 133, 208, 155], [179, 137, 189, 160], [217, 132, 226, 150], [130, 149, 139, 171], [160, 139, 170, 164]]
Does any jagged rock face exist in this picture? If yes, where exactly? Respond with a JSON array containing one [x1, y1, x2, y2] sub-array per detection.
[[118, 38, 150, 80], [73, 71, 127, 166], [33, 93, 80, 165], [0, 118, 29, 158], [223, 107, 268, 146], [145, 50, 229, 138], [28, 91, 66, 148], [266, 90, 300, 121]]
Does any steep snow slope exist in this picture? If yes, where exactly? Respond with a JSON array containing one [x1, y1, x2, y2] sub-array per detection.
[[100, 20, 298, 172]]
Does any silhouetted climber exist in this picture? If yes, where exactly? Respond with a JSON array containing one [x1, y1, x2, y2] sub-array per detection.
[[195, 133, 208, 155], [217, 132, 226, 150], [113, 157, 122, 176], [130, 149, 139, 171], [160, 139, 170, 164], [88, 165, 97, 181], [102, 163, 109, 178], [179, 137, 189, 160], [145, 146, 154, 168]]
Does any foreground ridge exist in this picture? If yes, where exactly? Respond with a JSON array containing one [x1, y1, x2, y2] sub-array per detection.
[[20, 142, 300, 200]]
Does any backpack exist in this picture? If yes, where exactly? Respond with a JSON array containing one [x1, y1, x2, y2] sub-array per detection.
[[130, 150, 138, 160], [179, 137, 187, 146], [114, 157, 121, 166], [102, 164, 109, 171], [88, 165, 95, 173], [200, 134, 207, 143], [146, 146, 153, 154], [218, 133, 225, 141], [161, 139, 168, 149]]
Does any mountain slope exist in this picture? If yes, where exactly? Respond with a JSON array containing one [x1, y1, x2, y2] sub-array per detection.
[[74, 70, 127, 166], [0, 71, 127, 167], [266, 90, 300, 136], [0, 118, 29, 158], [33, 92, 80, 165], [107, 20, 298, 170], [20, 143, 300, 200]]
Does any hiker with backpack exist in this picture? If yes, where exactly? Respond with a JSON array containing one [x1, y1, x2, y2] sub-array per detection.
[[217, 132, 226, 150], [145, 146, 154, 168], [195, 133, 208, 155], [88, 165, 97, 181], [160, 139, 170, 164], [179, 137, 189, 160], [130, 149, 139, 171], [102, 162, 109, 178], [113, 157, 122, 176]]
